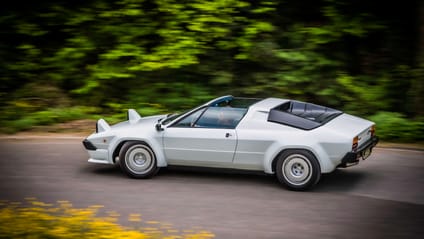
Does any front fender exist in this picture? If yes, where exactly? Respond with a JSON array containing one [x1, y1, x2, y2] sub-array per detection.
[[110, 135, 167, 167]]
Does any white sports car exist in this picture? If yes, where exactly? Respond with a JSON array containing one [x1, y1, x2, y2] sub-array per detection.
[[83, 95, 378, 190]]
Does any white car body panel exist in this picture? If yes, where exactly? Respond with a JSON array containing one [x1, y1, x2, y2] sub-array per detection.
[[164, 128, 237, 167], [83, 96, 378, 176]]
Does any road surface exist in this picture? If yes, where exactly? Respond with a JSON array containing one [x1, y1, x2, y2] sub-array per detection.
[[0, 137, 423, 239]]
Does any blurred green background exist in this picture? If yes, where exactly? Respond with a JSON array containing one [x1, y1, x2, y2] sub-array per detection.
[[0, 0, 423, 142]]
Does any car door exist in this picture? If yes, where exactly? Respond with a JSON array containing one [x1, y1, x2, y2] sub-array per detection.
[[163, 107, 243, 167]]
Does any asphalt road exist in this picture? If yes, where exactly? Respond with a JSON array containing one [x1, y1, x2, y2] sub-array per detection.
[[0, 137, 423, 239]]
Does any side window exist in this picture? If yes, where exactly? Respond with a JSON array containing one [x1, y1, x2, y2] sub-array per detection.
[[172, 108, 206, 128], [195, 107, 247, 129]]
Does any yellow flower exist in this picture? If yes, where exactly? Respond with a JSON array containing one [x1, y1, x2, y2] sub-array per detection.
[[146, 220, 160, 224], [0, 199, 215, 239], [128, 213, 142, 222]]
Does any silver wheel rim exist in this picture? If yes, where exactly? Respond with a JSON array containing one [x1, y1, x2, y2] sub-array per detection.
[[125, 145, 155, 175], [282, 154, 312, 186]]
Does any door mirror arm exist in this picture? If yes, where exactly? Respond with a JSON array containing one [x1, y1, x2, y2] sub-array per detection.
[[155, 123, 164, 131]]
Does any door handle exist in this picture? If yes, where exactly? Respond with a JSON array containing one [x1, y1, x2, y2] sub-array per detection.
[[225, 133, 232, 138]]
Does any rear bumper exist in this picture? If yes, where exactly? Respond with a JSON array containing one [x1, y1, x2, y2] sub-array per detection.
[[339, 136, 379, 168]]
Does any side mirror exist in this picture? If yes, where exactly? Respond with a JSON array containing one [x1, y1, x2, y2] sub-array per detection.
[[155, 123, 164, 131]]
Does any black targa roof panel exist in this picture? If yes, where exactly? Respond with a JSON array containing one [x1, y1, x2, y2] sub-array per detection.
[[268, 101, 343, 130]]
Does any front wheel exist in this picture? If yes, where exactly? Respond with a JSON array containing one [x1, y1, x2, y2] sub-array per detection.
[[119, 142, 158, 179], [276, 150, 321, 191]]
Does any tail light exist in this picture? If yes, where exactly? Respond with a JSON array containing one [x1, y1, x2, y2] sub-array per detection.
[[370, 125, 376, 137], [352, 136, 359, 152]]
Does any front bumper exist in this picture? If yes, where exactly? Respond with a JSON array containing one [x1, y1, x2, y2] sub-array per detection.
[[83, 139, 96, 150], [339, 136, 379, 168], [82, 139, 111, 165]]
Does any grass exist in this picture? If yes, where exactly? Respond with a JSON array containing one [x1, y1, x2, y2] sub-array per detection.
[[368, 112, 424, 143], [0, 104, 168, 134]]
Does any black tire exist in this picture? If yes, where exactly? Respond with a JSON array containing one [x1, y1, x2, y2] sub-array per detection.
[[275, 149, 321, 191], [119, 141, 159, 179]]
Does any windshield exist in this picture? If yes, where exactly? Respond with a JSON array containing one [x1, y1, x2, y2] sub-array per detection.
[[160, 97, 261, 126], [161, 112, 182, 125]]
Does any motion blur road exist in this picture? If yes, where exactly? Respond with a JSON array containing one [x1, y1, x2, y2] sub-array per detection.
[[0, 137, 423, 239]]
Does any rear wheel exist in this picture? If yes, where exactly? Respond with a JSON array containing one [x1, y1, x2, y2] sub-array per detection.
[[119, 142, 158, 178], [276, 150, 321, 191]]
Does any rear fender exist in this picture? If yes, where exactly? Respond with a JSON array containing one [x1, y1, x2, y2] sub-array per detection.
[[263, 143, 335, 174]]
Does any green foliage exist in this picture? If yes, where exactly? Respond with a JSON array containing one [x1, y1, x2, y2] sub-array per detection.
[[3, 83, 70, 109], [369, 112, 424, 142], [0, 0, 422, 141], [335, 74, 389, 115], [127, 82, 213, 112]]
